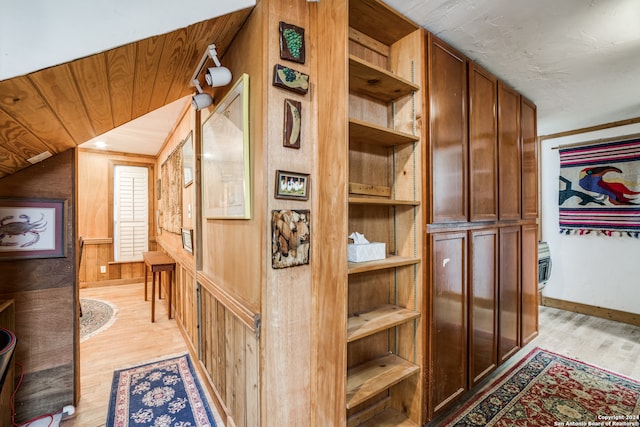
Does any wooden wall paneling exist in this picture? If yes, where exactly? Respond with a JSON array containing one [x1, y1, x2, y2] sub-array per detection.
[[468, 62, 498, 222], [0, 149, 76, 423], [0, 77, 76, 153], [0, 109, 56, 170], [498, 226, 521, 363], [468, 228, 498, 388], [9, 288, 74, 421], [69, 55, 115, 136], [28, 65, 96, 144], [131, 35, 165, 119], [428, 231, 468, 418], [106, 44, 137, 128], [199, 0, 264, 316], [521, 224, 539, 346], [313, 0, 349, 425], [521, 97, 538, 219], [497, 82, 522, 220], [427, 34, 468, 223], [197, 283, 259, 427], [148, 28, 189, 112]]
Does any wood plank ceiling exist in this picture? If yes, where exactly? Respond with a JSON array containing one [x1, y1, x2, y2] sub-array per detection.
[[0, 7, 253, 179]]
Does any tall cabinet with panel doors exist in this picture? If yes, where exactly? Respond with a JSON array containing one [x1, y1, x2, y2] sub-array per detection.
[[345, 0, 425, 425], [424, 33, 539, 421]]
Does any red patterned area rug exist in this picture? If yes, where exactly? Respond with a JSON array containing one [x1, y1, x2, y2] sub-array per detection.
[[442, 348, 640, 426], [106, 354, 216, 427]]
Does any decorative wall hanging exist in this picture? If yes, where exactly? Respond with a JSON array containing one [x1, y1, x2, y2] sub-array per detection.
[[202, 74, 251, 219], [0, 198, 64, 259], [275, 170, 309, 200], [283, 99, 302, 149], [161, 145, 183, 234], [279, 22, 305, 64], [271, 209, 310, 269], [558, 135, 640, 237], [273, 64, 309, 95], [181, 132, 194, 187]]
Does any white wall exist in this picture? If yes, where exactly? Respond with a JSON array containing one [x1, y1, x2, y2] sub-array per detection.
[[540, 123, 640, 315], [0, 0, 255, 80]]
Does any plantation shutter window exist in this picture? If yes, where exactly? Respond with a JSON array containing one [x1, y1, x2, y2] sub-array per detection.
[[114, 165, 149, 262]]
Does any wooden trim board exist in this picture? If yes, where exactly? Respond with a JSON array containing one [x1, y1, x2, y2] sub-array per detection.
[[541, 296, 640, 327]]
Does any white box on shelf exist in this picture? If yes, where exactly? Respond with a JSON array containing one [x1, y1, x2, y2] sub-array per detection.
[[348, 242, 386, 263]]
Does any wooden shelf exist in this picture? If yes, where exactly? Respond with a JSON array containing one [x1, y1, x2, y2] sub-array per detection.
[[348, 255, 420, 275], [349, 118, 418, 147], [346, 353, 420, 410], [349, 0, 418, 47], [348, 304, 420, 343], [349, 197, 419, 206], [349, 55, 419, 103], [356, 408, 419, 427]]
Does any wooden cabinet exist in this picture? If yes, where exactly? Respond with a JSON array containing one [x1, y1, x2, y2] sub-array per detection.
[[427, 34, 468, 224], [468, 228, 498, 388], [498, 226, 521, 363], [468, 62, 498, 222], [521, 224, 539, 346], [345, 1, 424, 425], [497, 82, 522, 220], [521, 97, 538, 220], [424, 29, 540, 421], [427, 231, 467, 419]]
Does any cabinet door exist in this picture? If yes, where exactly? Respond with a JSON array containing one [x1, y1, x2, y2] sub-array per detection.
[[469, 228, 498, 388], [468, 63, 498, 222], [498, 226, 521, 363], [521, 224, 539, 346], [521, 97, 538, 219], [497, 82, 521, 220], [428, 231, 467, 417], [428, 34, 468, 223]]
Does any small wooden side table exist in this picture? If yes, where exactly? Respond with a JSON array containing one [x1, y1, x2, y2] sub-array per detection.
[[143, 251, 176, 322]]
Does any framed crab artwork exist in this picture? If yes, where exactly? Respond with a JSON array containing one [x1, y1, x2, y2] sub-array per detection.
[[0, 198, 64, 260]]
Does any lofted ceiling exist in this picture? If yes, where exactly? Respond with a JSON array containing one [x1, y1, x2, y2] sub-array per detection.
[[1, 0, 639, 180], [0, 6, 253, 179]]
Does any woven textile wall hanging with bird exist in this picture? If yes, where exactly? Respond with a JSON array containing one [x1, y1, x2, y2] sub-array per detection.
[[559, 136, 640, 237]]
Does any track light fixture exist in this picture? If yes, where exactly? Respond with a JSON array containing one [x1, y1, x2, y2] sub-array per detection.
[[191, 79, 213, 110], [190, 43, 233, 110]]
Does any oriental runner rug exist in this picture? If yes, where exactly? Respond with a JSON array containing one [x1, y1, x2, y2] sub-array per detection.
[[441, 348, 640, 426], [106, 354, 217, 427], [559, 136, 640, 237]]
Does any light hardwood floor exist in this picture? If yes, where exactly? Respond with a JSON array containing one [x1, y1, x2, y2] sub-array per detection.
[[60, 283, 224, 427], [62, 284, 640, 427]]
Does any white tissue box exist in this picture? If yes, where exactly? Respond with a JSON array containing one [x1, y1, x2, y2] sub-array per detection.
[[348, 242, 386, 263]]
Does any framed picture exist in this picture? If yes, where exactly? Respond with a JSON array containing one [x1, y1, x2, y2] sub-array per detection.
[[271, 209, 310, 269], [283, 99, 301, 149], [273, 64, 309, 95], [181, 132, 194, 187], [275, 170, 309, 201], [201, 73, 251, 219], [279, 22, 305, 64], [181, 228, 193, 254], [0, 198, 64, 260]]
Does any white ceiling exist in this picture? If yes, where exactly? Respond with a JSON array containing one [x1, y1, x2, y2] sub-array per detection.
[[384, 0, 640, 136], [79, 96, 191, 155], [97, 0, 640, 155]]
